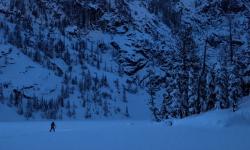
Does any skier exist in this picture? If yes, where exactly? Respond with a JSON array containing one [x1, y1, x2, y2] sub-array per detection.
[[50, 121, 56, 132]]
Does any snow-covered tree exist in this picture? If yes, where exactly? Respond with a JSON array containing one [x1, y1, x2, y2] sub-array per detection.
[[0, 85, 4, 104], [24, 100, 33, 119], [17, 103, 24, 115]]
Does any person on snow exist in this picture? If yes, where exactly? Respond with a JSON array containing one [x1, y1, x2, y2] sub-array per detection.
[[50, 121, 56, 132]]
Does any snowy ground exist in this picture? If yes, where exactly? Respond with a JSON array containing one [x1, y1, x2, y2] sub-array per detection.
[[1, 97, 250, 150], [0, 120, 250, 150]]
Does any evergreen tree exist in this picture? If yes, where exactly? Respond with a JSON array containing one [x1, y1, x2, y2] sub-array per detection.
[[206, 67, 217, 111], [84, 100, 91, 119], [103, 100, 109, 117], [177, 27, 200, 117], [13, 90, 22, 107], [17, 103, 24, 115], [24, 100, 33, 119], [71, 103, 77, 118], [72, 76, 78, 85], [125, 105, 129, 117], [0, 85, 4, 104], [122, 85, 127, 103], [9, 25, 23, 48], [114, 79, 120, 94], [33, 49, 42, 62], [67, 108, 72, 118], [164, 78, 182, 118], [7, 93, 14, 107], [83, 71, 92, 91], [160, 50, 182, 119], [235, 49, 250, 96], [101, 75, 109, 87], [216, 64, 230, 109], [58, 96, 64, 107], [147, 77, 160, 121], [79, 79, 84, 93], [66, 101, 70, 109], [228, 62, 242, 108]]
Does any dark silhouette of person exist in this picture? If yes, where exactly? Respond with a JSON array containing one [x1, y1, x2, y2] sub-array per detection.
[[50, 121, 56, 132]]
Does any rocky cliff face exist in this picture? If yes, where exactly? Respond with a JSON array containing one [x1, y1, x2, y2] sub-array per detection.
[[0, 0, 249, 120]]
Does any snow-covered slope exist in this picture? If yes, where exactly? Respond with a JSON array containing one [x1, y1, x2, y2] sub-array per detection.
[[0, 0, 249, 121], [1, 0, 171, 120], [174, 96, 250, 127]]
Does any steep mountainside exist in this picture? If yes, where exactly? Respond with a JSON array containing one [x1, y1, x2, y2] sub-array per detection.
[[0, 0, 249, 120]]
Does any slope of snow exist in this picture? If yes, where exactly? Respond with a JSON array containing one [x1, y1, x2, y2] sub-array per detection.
[[0, 0, 249, 121], [0, 44, 62, 99], [174, 96, 250, 128], [127, 91, 151, 120], [0, 104, 24, 121], [0, 0, 178, 120]]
